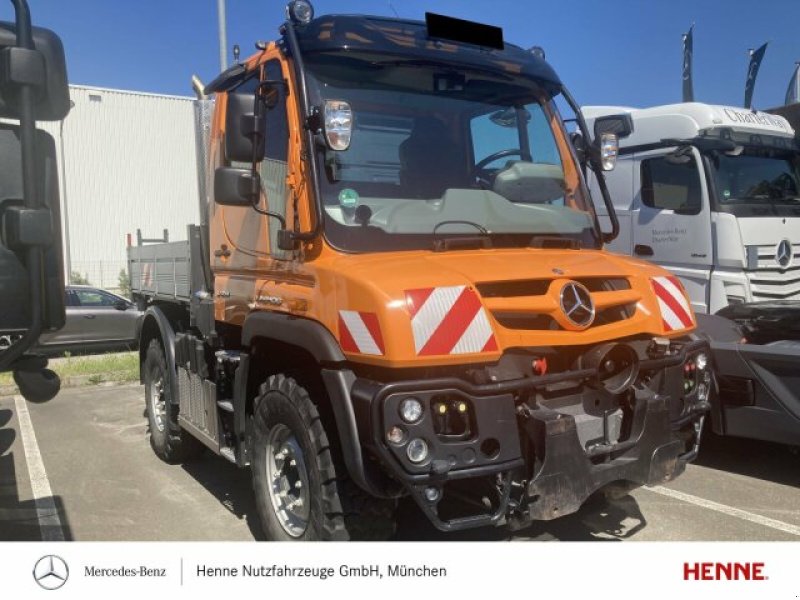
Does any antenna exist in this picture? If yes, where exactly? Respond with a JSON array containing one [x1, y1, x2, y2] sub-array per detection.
[[233, 44, 240, 64], [388, 1, 399, 17]]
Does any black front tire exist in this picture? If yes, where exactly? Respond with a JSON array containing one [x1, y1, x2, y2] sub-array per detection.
[[251, 374, 396, 541], [143, 339, 204, 463]]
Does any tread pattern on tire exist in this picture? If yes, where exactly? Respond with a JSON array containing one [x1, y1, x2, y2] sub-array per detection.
[[254, 374, 396, 541], [145, 339, 204, 464]]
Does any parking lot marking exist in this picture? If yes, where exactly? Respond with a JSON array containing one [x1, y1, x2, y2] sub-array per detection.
[[13, 395, 65, 542], [649, 485, 800, 538]]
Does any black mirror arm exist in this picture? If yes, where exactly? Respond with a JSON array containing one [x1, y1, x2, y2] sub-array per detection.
[[560, 85, 620, 244]]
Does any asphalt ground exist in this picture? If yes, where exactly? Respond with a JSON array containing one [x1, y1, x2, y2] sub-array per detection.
[[1, 383, 798, 542]]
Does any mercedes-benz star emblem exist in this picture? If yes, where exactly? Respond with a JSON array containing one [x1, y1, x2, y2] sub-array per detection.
[[33, 555, 69, 590], [559, 281, 595, 329], [776, 239, 793, 269]]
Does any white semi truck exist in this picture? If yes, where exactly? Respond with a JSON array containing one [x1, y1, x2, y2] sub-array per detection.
[[584, 102, 799, 315], [582, 103, 800, 448]]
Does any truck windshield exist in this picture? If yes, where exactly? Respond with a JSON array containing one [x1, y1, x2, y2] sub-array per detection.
[[710, 150, 800, 204], [304, 54, 599, 252]]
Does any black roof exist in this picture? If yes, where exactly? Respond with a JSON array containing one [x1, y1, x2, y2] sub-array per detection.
[[292, 14, 562, 92]]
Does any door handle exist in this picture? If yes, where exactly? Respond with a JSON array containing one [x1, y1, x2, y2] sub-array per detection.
[[634, 244, 654, 257], [83, 314, 96, 319]]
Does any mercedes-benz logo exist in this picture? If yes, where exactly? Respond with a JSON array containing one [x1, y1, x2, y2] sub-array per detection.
[[776, 239, 793, 269], [33, 555, 69, 590], [559, 281, 595, 329]]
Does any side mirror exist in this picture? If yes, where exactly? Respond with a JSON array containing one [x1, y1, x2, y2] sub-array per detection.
[[225, 92, 266, 163], [0, 22, 70, 121], [114, 299, 128, 311], [593, 114, 633, 141], [214, 167, 260, 207]]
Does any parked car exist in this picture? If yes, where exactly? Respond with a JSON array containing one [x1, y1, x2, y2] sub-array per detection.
[[36, 285, 143, 355]]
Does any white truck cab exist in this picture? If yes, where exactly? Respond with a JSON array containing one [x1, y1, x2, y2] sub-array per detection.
[[584, 103, 800, 314]]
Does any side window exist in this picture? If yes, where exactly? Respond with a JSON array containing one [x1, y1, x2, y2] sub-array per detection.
[[641, 156, 702, 214], [260, 60, 290, 259], [74, 289, 115, 307]]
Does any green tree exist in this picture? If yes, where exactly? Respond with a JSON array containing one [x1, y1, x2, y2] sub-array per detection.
[[69, 271, 90, 285], [118, 268, 131, 299]]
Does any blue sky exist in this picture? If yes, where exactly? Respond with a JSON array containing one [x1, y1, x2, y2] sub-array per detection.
[[8, 0, 800, 109]]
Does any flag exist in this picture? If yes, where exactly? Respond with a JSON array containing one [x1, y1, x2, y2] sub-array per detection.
[[786, 63, 800, 105], [682, 25, 694, 102], [744, 43, 768, 109]]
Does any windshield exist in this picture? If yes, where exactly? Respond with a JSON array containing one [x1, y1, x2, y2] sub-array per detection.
[[710, 149, 800, 205], [304, 53, 599, 252]]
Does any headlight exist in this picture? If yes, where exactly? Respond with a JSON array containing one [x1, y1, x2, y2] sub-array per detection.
[[600, 133, 619, 171], [406, 438, 429, 463], [399, 398, 423, 423], [323, 100, 352, 151], [695, 352, 708, 371]]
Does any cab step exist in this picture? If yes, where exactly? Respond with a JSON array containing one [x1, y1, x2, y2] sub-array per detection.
[[220, 447, 236, 463]]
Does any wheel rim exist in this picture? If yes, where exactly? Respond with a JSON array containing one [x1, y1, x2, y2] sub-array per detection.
[[265, 424, 311, 537], [148, 374, 166, 433]]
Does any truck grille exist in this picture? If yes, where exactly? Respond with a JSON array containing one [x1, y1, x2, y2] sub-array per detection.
[[477, 277, 638, 331], [745, 242, 800, 300]]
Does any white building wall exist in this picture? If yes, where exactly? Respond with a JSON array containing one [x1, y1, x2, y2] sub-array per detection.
[[39, 85, 200, 290]]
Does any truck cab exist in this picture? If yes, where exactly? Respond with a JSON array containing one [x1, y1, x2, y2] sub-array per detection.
[[584, 103, 800, 314], [130, 4, 711, 540]]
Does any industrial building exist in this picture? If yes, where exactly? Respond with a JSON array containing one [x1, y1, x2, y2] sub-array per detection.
[[39, 85, 201, 292]]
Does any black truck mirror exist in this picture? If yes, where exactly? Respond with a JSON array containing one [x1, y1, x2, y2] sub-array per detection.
[[0, 126, 66, 335], [224, 92, 266, 163], [0, 22, 70, 121], [214, 166, 260, 206], [0, 3, 69, 399], [593, 114, 633, 141]]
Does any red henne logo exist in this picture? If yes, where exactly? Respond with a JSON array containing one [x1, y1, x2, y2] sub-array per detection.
[[683, 562, 766, 581]]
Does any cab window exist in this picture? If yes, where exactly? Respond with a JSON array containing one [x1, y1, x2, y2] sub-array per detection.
[[641, 156, 702, 214]]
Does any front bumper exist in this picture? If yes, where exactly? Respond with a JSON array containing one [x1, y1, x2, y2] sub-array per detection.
[[350, 340, 710, 532]]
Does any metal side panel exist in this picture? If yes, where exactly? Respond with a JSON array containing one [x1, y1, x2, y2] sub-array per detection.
[[203, 379, 218, 442], [178, 367, 191, 417], [190, 371, 203, 429], [127, 240, 192, 302]]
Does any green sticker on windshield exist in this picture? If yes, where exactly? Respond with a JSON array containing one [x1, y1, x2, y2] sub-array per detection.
[[723, 189, 731, 199], [339, 188, 359, 209]]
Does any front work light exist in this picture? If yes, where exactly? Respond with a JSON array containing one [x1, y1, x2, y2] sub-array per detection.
[[406, 438, 429, 464], [324, 100, 353, 151], [399, 398, 423, 423], [599, 133, 619, 171], [286, 0, 314, 25]]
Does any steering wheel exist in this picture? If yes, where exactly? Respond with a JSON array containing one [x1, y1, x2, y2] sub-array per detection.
[[471, 149, 523, 188]]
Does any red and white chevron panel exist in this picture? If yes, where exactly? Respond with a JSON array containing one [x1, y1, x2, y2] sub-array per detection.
[[338, 311, 385, 355], [650, 276, 694, 332], [405, 286, 498, 356]]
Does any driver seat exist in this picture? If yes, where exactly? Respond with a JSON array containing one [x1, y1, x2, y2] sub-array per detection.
[[399, 117, 463, 198]]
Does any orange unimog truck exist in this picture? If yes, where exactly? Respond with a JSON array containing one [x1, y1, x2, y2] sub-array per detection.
[[129, 2, 711, 540]]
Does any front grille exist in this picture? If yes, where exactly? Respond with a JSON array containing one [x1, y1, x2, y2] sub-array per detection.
[[745, 242, 800, 300], [479, 277, 637, 331], [493, 303, 636, 331], [477, 276, 630, 298]]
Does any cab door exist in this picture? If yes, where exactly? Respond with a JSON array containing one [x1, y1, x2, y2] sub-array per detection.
[[632, 147, 713, 313], [216, 58, 290, 269]]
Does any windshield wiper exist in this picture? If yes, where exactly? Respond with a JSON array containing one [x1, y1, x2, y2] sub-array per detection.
[[432, 220, 491, 252]]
